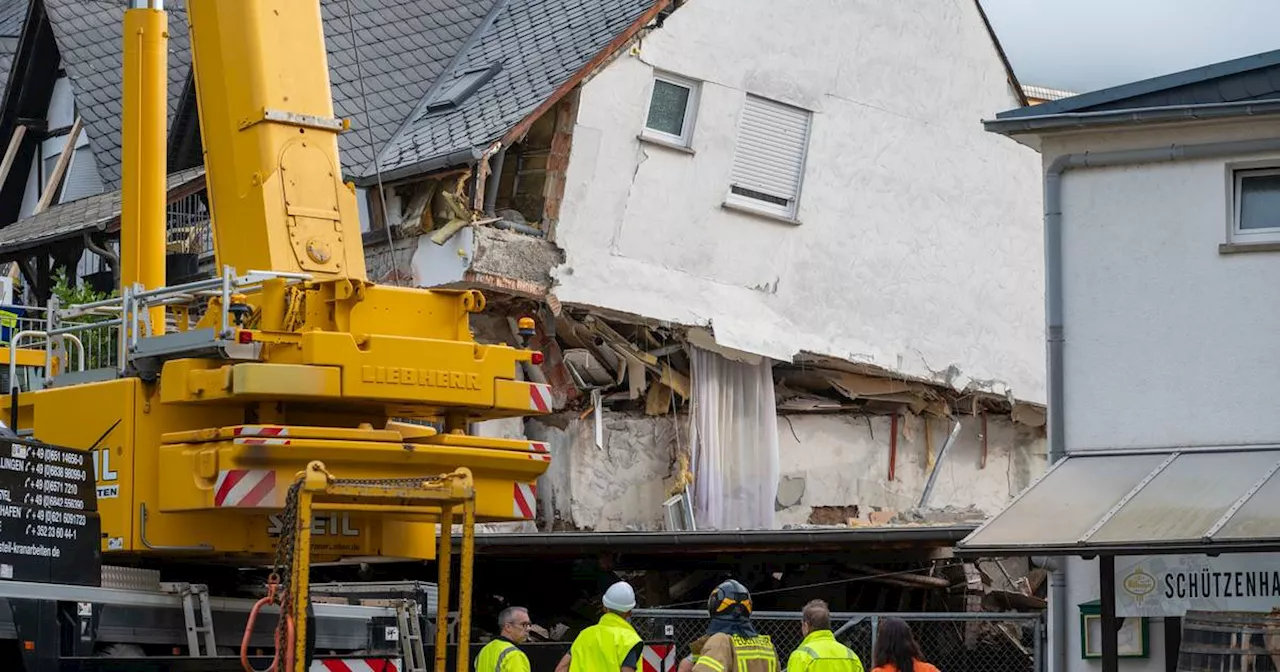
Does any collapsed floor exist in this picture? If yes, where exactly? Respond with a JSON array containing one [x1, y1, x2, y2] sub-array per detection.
[[451, 300, 1049, 533]]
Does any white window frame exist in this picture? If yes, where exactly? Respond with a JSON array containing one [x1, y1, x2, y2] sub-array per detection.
[[1229, 166, 1280, 245], [641, 72, 700, 148], [723, 93, 812, 222]]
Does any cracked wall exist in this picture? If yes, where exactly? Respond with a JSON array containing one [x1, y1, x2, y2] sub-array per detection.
[[549, 0, 1047, 404], [527, 413, 681, 531], [526, 410, 1045, 531], [773, 413, 1045, 526]]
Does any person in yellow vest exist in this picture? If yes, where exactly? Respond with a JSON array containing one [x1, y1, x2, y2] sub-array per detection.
[[786, 599, 864, 672], [684, 579, 779, 672], [474, 606, 533, 672], [555, 581, 644, 672]]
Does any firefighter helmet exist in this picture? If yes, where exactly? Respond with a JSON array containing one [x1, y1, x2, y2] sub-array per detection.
[[707, 579, 753, 619]]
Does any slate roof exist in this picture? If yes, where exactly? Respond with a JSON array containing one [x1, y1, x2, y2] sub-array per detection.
[[0, 166, 204, 258], [0, 0, 28, 109], [0, 0, 25, 37], [321, 0, 497, 173], [41, 0, 496, 188], [376, 0, 658, 179], [43, 0, 191, 190], [32, 0, 658, 190], [996, 49, 1280, 120]]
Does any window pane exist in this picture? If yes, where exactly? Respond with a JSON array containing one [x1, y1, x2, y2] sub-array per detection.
[[646, 80, 690, 137], [1239, 173, 1280, 230]]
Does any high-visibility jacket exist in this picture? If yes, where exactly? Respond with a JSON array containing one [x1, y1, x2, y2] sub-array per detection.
[[785, 630, 863, 672], [475, 638, 531, 672], [569, 612, 643, 672], [691, 632, 779, 672]]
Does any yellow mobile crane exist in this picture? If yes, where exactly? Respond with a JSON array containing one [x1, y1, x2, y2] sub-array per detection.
[[0, 0, 554, 670]]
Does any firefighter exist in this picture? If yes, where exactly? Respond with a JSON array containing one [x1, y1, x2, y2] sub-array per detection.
[[475, 606, 533, 672], [786, 599, 863, 672], [555, 581, 644, 672], [682, 579, 779, 672]]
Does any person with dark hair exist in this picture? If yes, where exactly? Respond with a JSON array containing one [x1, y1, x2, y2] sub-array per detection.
[[474, 606, 532, 672], [787, 599, 863, 672], [871, 618, 939, 672]]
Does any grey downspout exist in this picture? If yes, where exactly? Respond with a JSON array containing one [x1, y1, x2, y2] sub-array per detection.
[[1044, 155, 1069, 672], [1039, 135, 1280, 672], [483, 147, 508, 217]]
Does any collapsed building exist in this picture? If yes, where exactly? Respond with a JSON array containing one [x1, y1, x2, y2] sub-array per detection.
[[0, 0, 1053, 658]]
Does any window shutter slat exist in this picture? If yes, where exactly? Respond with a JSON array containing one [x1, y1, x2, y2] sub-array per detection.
[[728, 95, 811, 215]]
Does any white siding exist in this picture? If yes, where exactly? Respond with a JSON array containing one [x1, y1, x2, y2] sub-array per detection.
[[1045, 120, 1280, 450], [550, 0, 1046, 403]]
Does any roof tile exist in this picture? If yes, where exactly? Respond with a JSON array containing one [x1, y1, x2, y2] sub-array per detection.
[[47, 0, 496, 186], [375, 0, 656, 177]]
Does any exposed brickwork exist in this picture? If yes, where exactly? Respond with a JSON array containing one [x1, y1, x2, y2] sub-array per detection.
[[541, 89, 581, 239]]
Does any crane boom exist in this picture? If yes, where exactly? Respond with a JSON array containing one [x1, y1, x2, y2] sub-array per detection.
[[188, 0, 368, 280]]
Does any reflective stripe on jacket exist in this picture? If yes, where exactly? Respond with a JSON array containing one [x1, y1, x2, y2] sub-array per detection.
[[473, 637, 527, 670], [569, 612, 643, 672], [475, 639, 531, 672], [692, 633, 779, 672], [785, 630, 863, 672]]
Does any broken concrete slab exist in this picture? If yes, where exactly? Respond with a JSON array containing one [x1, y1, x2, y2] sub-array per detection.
[[408, 225, 564, 299]]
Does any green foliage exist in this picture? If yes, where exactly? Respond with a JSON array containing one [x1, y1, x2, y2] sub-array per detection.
[[50, 268, 114, 306], [49, 269, 117, 370]]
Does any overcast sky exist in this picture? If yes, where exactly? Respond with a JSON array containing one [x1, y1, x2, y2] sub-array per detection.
[[981, 0, 1280, 94]]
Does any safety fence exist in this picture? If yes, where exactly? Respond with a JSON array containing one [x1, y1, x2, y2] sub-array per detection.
[[630, 609, 1043, 672]]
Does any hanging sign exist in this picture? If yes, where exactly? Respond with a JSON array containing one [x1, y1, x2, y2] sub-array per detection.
[[1115, 553, 1280, 617]]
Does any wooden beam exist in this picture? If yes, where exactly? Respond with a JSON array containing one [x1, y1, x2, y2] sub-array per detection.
[[0, 125, 29, 189], [33, 115, 83, 215]]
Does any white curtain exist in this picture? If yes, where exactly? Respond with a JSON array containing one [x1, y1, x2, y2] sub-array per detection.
[[689, 346, 780, 530]]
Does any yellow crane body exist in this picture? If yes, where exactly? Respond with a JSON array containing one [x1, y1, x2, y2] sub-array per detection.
[[1, 0, 553, 568]]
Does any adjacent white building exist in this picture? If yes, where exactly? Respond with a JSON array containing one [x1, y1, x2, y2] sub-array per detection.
[[958, 47, 1280, 672]]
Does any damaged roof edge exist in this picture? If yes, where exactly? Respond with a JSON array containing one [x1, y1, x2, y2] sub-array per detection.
[[354, 146, 485, 188], [354, 0, 672, 189]]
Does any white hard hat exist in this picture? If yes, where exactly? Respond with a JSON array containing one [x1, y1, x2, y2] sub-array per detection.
[[602, 581, 636, 612]]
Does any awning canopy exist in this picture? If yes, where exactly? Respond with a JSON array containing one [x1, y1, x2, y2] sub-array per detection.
[[956, 446, 1280, 557]]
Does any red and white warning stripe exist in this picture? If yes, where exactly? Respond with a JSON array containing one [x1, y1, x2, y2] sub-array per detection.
[[527, 441, 551, 462], [235, 437, 293, 446], [214, 469, 279, 508], [528, 383, 552, 412], [311, 659, 400, 672], [642, 644, 676, 672], [234, 426, 290, 437], [513, 482, 537, 519], [233, 427, 292, 445]]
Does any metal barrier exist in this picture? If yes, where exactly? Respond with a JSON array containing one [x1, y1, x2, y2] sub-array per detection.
[[630, 609, 1043, 672]]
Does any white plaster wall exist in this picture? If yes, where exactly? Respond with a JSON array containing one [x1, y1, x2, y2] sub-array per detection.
[[553, 0, 1046, 403], [774, 413, 1046, 525], [1065, 557, 1167, 672], [1042, 120, 1280, 450], [527, 414, 680, 531], [528, 411, 1045, 531]]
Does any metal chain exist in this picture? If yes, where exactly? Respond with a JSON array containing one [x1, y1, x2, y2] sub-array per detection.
[[269, 477, 306, 659], [328, 474, 460, 489]]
